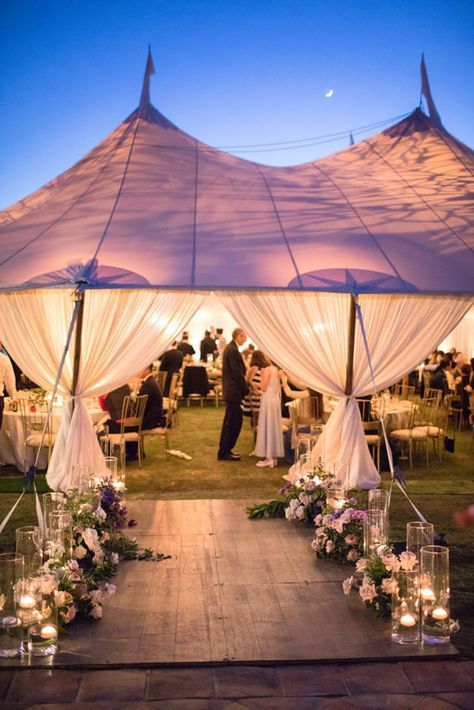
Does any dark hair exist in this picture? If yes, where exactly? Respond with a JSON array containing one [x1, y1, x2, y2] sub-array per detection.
[[461, 364, 470, 375], [250, 350, 269, 368], [205, 330, 210, 336], [182, 335, 188, 341], [216, 328, 223, 335], [440, 358, 451, 370]]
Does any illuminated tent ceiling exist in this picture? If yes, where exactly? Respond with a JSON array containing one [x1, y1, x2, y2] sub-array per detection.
[[0, 56, 473, 295]]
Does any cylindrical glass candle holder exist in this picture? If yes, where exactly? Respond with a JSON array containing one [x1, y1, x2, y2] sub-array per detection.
[[368, 489, 390, 517], [27, 573, 58, 656], [391, 570, 420, 644], [420, 545, 450, 645], [43, 492, 66, 540], [45, 511, 73, 561], [0, 553, 24, 657], [406, 522, 434, 563], [15, 526, 43, 577], [73, 463, 91, 492], [327, 486, 347, 511], [103, 456, 118, 482], [112, 468, 127, 494], [364, 509, 387, 557], [294, 437, 310, 464]]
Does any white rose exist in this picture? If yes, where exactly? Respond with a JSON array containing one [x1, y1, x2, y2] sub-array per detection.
[[355, 557, 368, 573], [110, 552, 119, 565], [342, 576, 355, 596], [90, 589, 105, 604], [399, 551, 418, 571], [82, 527, 100, 552], [105, 583, 116, 596], [89, 604, 103, 620]]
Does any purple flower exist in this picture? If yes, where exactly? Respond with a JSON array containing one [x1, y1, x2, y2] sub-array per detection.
[[128, 519, 137, 527]]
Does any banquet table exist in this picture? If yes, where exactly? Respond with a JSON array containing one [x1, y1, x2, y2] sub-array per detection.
[[0, 398, 105, 472], [371, 397, 414, 434]]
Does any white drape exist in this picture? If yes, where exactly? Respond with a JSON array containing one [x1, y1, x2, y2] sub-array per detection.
[[220, 291, 472, 488], [0, 289, 205, 490], [439, 306, 474, 358]]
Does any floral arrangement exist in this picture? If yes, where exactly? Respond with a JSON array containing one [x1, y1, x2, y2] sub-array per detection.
[[341, 547, 418, 617], [247, 461, 335, 524], [312, 502, 367, 564], [44, 483, 168, 625]]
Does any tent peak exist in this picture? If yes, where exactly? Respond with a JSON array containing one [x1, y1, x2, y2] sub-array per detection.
[[139, 45, 156, 112], [420, 53, 443, 128]]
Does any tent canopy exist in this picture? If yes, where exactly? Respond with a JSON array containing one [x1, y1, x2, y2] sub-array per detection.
[[0, 56, 473, 295]]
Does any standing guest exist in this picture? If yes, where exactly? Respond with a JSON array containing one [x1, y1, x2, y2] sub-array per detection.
[[200, 330, 218, 362], [159, 341, 184, 396], [218, 328, 248, 461], [177, 333, 196, 358], [216, 328, 227, 358], [254, 361, 284, 468], [0, 343, 17, 430], [429, 358, 450, 397], [139, 365, 164, 429], [241, 343, 256, 368]]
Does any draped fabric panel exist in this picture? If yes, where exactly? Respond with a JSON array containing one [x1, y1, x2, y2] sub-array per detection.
[[353, 295, 473, 395], [0, 289, 205, 491], [220, 291, 472, 488], [439, 306, 474, 358]]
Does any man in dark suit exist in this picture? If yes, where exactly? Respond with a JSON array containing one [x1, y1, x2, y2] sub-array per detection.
[[159, 341, 183, 396], [139, 365, 164, 429], [218, 328, 249, 461], [177, 333, 196, 358], [200, 330, 218, 362]]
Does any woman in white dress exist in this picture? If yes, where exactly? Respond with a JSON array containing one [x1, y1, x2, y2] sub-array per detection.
[[254, 363, 284, 467]]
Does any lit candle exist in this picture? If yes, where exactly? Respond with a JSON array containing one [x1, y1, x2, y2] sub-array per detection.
[[40, 624, 57, 640], [19, 595, 36, 610], [113, 481, 126, 491], [400, 613, 417, 627], [432, 607, 448, 621], [420, 587, 435, 601]]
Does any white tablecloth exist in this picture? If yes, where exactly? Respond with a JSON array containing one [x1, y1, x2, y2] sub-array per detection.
[[0, 403, 104, 472], [372, 398, 413, 434]]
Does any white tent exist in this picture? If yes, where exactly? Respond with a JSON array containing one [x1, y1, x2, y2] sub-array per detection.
[[0, 52, 472, 490]]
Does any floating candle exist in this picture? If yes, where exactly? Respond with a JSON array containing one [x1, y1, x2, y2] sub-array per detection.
[[420, 587, 435, 601], [432, 607, 448, 621], [400, 613, 417, 627], [40, 624, 57, 640], [19, 594, 36, 610]]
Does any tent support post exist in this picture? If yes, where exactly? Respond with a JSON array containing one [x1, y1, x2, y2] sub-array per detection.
[[345, 295, 357, 396], [71, 290, 85, 413]]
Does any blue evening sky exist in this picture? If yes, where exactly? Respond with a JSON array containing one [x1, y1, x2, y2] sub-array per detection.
[[0, 0, 472, 209]]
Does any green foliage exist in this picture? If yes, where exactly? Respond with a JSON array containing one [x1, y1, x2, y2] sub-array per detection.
[[246, 500, 286, 519]]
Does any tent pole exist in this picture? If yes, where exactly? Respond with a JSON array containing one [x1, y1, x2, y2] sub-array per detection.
[[71, 290, 85, 413], [345, 295, 357, 396]]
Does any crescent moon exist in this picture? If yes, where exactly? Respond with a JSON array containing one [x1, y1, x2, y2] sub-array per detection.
[[325, 89, 334, 98]]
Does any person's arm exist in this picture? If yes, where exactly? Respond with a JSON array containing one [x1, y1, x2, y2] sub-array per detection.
[[227, 347, 248, 391], [280, 370, 309, 399], [260, 367, 272, 393], [2, 355, 17, 399]]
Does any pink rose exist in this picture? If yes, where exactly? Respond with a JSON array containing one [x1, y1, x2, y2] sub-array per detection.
[[399, 551, 417, 571], [344, 534, 358, 545], [347, 549, 359, 562]]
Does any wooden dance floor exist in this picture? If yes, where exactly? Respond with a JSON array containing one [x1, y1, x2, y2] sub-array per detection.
[[7, 499, 458, 667]]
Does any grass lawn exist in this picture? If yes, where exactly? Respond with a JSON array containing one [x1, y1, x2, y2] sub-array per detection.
[[0, 404, 473, 656]]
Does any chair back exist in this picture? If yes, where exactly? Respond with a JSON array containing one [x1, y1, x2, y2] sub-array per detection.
[[422, 371, 431, 390], [168, 372, 180, 399], [415, 397, 438, 428], [155, 371, 167, 393], [355, 398, 373, 422], [120, 395, 148, 434], [423, 387, 443, 404], [393, 383, 415, 400], [295, 395, 322, 427]]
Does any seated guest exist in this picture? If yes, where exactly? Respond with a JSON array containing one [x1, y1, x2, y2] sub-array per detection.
[[177, 332, 196, 358], [139, 365, 164, 430], [159, 341, 183, 396], [200, 330, 218, 362]]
